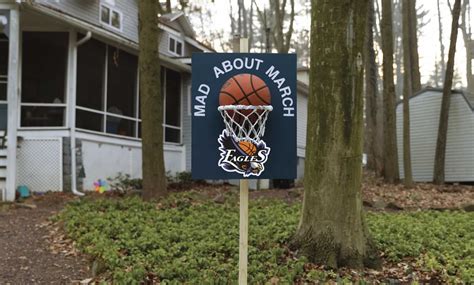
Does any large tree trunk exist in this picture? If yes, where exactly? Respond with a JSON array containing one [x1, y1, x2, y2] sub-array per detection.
[[365, 0, 382, 174], [139, 0, 167, 200], [381, 0, 400, 183], [291, 0, 380, 269], [402, 0, 413, 188], [433, 0, 462, 185]]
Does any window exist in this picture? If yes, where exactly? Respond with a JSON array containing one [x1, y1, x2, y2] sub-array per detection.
[[168, 35, 183, 56], [163, 68, 182, 143], [21, 32, 68, 127], [0, 34, 8, 129], [100, 4, 122, 31], [76, 40, 139, 138], [0, 34, 8, 101], [472, 59, 474, 75]]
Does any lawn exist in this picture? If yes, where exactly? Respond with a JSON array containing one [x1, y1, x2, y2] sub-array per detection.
[[55, 191, 473, 284]]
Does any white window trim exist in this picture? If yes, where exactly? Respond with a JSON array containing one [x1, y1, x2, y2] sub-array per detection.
[[99, 4, 123, 32], [168, 34, 184, 57]]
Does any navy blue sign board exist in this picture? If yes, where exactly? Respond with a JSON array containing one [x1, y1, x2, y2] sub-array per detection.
[[191, 53, 297, 180]]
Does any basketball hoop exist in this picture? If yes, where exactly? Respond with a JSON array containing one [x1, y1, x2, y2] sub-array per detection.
[[218, 104, 273, 142]]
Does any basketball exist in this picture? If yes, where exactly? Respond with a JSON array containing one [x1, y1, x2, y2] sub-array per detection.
[[219, 74, 271, 106], [238, 140, 257, 156]]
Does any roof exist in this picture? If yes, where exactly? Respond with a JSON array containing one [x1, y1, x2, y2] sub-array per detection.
[[159, 12, 195, 38], [158, 14, 215, 52], [396, 87, 474, 111]]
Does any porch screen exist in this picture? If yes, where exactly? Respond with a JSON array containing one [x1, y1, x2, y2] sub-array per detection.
[[0, 34, 7, 102], [76, 37, 139, 138], [21, 32, 68, 127]]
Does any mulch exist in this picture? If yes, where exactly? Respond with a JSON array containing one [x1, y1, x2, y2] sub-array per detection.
[[0, 193, 90, 284]]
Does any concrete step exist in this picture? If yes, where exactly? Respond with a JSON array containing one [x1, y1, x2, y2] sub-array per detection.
[[0, 168, 5, 178], [0, 160, 5, 167], [0, 148, 6, 157]]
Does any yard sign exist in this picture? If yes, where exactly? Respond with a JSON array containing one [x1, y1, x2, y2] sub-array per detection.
[[191, 53, 297, 180]]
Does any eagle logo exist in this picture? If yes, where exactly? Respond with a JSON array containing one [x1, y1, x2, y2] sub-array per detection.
[[217, 130, 270, 177]]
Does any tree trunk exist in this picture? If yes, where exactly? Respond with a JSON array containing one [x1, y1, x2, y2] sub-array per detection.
[[402, 0, 413, 188], [365, 0, 379, 173], [408, 0, 421, 92], [139, 0, 167, 200], [437, 0, 446, 79], [460, 0, 473, 94], [271, 0, 294, 53], [291, 0, 380, 269], [433, 0, 462, 185], [381, 0, 400, 183], [393, 0, 404, 98]]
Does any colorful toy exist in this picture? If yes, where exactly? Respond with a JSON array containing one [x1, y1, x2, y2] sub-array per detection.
[[93, 179, 109, 194]]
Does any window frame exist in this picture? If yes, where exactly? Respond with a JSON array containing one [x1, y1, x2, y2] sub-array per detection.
[[99, 3, 123, 32], [19, 31, 69, 129], [162, 67, 183, 144], [167, 34, 184, 57], [0, 36, 7, 103], [75, 44, 140, 138]]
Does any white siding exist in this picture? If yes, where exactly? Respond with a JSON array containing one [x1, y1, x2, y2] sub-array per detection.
[[80, 138, 185, 190], [396, 90, 474, 182], [297, 92, 307, 158], [36, 0, 139, 43], [182, 75, 192, 171]]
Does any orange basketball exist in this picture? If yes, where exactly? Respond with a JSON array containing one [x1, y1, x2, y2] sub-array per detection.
[[238, 140, 257, 156], [219, 74, 271, 106]]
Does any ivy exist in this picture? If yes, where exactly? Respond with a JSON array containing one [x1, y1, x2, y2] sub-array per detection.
[[56, 195, 473, 283]]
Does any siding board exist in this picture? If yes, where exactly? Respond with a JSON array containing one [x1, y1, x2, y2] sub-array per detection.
[[396, 90, 474, 182]]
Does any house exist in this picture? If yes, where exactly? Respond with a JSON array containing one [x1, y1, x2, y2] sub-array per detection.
[[0, 0, 310, 200], [396, 88, 474, 182], [0, 0, 213, 201]]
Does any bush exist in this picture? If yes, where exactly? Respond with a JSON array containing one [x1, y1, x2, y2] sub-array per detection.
[[107, 173, 142, 193], [56, 195, 473, 283]]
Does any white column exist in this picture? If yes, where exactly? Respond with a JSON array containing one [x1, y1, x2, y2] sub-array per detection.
[[5, 7, 19, 201]]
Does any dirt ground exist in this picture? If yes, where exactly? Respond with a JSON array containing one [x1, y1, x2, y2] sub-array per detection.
[[0, 194, 90, 284], [0, 173, 472, 284]]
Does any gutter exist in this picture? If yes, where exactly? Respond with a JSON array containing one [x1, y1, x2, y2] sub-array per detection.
[[69, 32, 92, 197]]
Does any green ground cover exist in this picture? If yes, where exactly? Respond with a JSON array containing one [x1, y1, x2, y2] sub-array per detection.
[[55, 192, 473, 284]]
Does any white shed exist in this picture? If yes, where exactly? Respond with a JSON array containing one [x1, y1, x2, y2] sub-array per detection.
[[396, 88, 474, 182]]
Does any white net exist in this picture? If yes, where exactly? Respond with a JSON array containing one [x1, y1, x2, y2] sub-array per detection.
[[218, 105, 273, 142]]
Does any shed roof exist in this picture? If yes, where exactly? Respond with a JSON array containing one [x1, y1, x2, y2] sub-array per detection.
[[397, 87, 474, 111]]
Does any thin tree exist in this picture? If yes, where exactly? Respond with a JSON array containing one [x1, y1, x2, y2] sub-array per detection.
[[139, 0, 168, 200], [381, 0, 400, 183], [408, 0, 421, 91], [437, 0, 446, 79], [433, 0, 462, 184], [254, 0, 295, 53], [291, 0, 380, 269], [365, 0, 382, 175], [402, 0, 413, 187], [459, 0, 473, 93]]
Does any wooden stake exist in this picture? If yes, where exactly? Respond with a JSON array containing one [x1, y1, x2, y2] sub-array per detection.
[[239, 179, 249, 285], [234, 36, 249, 285]]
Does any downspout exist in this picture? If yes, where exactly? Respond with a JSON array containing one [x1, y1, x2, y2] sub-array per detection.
[[70, 31, 91, 196]]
